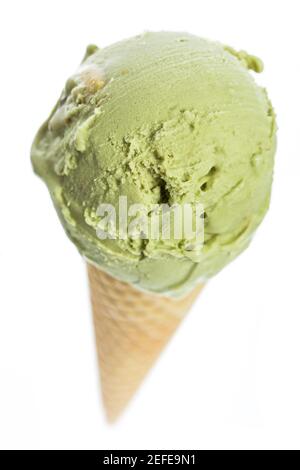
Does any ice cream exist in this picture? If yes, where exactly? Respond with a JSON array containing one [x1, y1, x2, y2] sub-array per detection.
[[31, 32, 276, 295], [31, 31, 277, 421]]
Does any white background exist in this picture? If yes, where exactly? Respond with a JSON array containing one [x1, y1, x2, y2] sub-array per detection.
[[0, 0, 299, 450]]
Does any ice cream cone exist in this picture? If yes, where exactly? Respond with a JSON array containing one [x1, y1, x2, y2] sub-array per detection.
[[87, 263, 203, 422]]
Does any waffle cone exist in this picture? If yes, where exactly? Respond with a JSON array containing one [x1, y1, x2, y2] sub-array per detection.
[[87, 263, 203, 422]]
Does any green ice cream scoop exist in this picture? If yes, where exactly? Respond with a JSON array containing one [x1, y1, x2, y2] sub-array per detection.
[[31, 32, 276, 296]]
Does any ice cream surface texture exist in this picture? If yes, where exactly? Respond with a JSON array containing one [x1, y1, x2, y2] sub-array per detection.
[[31, 32, 276, 296]]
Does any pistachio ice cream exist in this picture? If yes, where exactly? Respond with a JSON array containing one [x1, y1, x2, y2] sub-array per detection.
[[31, 31, 276, 295]]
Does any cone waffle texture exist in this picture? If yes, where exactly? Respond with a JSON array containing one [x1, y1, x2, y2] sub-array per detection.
[[87, 263, 203, 422]]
